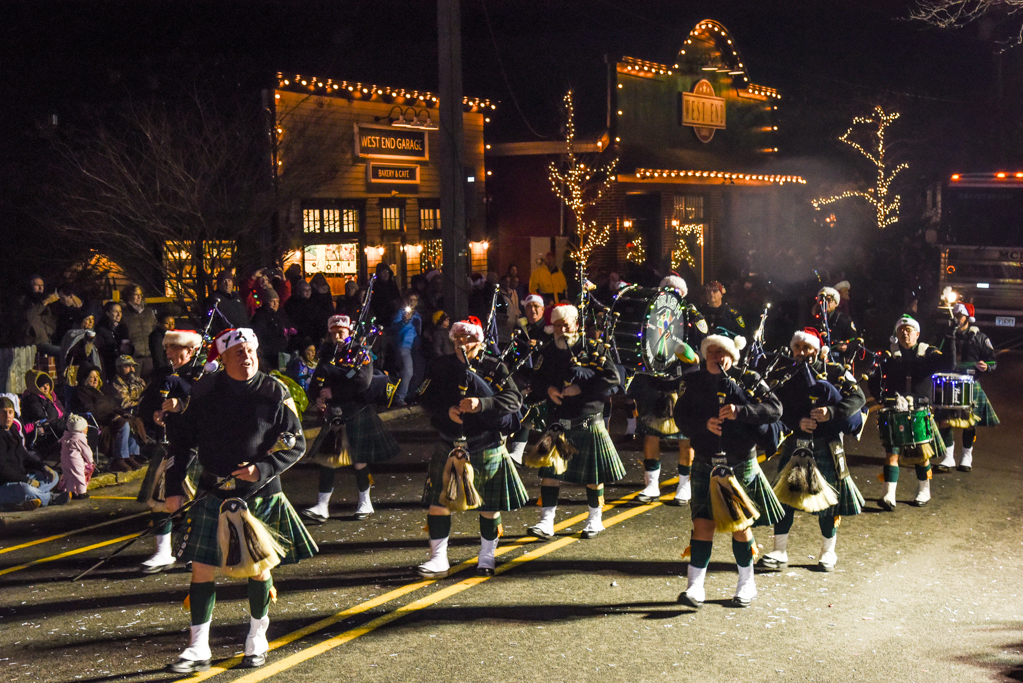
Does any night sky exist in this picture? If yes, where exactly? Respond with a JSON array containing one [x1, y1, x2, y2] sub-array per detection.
[[1, 0, 1020, 280]]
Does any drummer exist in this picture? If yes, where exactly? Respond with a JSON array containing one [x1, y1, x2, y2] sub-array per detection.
[[635, 275, 707, 506], [867, 315, 951, 510], [932, 303, 999, 473]]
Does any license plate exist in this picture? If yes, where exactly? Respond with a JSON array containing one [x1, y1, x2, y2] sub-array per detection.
[[995, 316, 1016, 327]]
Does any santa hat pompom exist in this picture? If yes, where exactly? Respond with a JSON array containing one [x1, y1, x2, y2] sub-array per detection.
[[659, 274, 688, 297]]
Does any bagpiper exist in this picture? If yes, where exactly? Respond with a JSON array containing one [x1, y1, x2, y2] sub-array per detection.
[[415, 316, 529, 577], [673, 335, 784, 609], [932, 302, 999, 473], [301, 314, 400, 524], [163, 328, 316, 672], [759, 328, 866, 572], [525, 303, 624, 541], [505, 294, 552, 465]]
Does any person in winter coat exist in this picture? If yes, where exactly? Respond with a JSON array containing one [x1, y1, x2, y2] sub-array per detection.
[[370, 263, 402, 328], [20, 370, 65, 459], [59, 414, 94, 497], [95, 301, 132, 378], [388, 290, 422, 407], [0, 397, 68, 510], [204, 270, 250, 335], [74, 366, 143, 472], [250, 289, 293, 371], [121, 284, 157, 377]]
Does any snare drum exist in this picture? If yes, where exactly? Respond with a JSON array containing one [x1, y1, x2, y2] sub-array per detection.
[[931, 373, 975, 409], [605, 285, 689, 376], [877, 407, 934, 448]]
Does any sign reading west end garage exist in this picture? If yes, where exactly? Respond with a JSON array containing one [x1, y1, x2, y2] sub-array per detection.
[[681, 79, 725, 143], [367, 162, 420, 184], [355, 124, 429, 160]]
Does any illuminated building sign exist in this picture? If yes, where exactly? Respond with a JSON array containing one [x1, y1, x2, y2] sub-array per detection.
[[367, 162, 420, 184], [355, 124, 428, 160], [681, 79, 725, 143], [304, 242, 359, 275]]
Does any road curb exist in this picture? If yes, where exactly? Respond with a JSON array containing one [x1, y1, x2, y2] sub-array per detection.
[[86, 405, 424, 491]]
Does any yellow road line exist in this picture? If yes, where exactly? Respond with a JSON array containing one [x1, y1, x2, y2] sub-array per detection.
[[0, 511, 150, 555], [205, 487, 671, 682], [0, 533, 141, 577], [88, 496, 137, 500]]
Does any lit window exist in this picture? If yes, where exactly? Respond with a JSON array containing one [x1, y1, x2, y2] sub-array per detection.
[[382, 206, 403, 231], [420, 207, 441, 232]]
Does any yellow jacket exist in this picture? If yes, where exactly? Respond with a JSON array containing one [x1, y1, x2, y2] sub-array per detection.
[[529, 265, 567, 303]]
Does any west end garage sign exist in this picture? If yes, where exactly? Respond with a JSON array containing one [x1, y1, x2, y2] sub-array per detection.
[[354, 123, 429, 160]]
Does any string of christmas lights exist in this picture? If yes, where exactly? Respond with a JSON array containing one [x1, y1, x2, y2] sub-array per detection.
[[670, 222, 704, 270], [625, 233, 646, 264], [812, 106, 908, 229]]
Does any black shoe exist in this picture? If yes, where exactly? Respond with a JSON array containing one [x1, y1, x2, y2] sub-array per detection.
[[911, 498, 929, 508], [934, 464, 951, 473], [957, 464, 972, 472], [73, 492, 90, 500], [623, 433, 636, 441], [758, 556, 787, 570], [167, 658, 211, 674], [636, 493, 661, 503], [476, 566, 495, 577], [241, 653, 267, 668], [299, 508, 328, 525], [663, 498, 686, 507], [527, 525, 554, 540], [878, 498, 896, 512], [730, 596, 753, 608], [50, 491, 71, 506], [677, 592, 703, 609], [140, 559, 176, 575], [579, 528, 601, 540]]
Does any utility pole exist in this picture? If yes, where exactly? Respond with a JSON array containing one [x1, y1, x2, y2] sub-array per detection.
[[437, 0, 468, 319]]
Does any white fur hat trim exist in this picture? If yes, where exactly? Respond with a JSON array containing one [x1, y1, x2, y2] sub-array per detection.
[[700, 334, 746, 362]]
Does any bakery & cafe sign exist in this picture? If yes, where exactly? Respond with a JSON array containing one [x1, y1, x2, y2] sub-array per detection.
[[355, 123, 429, 160], [681, 79, 725, 143]]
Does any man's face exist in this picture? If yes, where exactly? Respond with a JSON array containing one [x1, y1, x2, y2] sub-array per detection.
[[161, 316, 175, 331], [704, 344, 733, 373], [706, 288, 723, 307], [30, 278, 44, 294], [267, 297, 279, 311], [165, 344, 195, 369], [508, 265, 518, 278], [218, 276, 233, 294], [223, 342, 258, 381], [791, 340, 819, 362], [452, 331, 481, 360], [128, 288, 143, 306], [552, 317, 577, 339], [117, 363, 135, 378], [958, 314, 970, 330], [822, 295, 838, 314], [329, 326, 350, 343], [545, 253, 556, 270], [897, 325, 919, 349], [0, 407, 15, 429], [107, 305, 122, 323], [406, 295, 419, 310], [525, 302, 544, 324]]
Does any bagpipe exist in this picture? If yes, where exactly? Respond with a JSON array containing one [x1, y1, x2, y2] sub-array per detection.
[[72, 432, 298, 581]]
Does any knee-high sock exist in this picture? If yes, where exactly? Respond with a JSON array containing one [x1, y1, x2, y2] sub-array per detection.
[[963, 428, 977, 448], [355, 466, 371, 493], [884, 465, 899, 482], [248, 577, 273, 620], [689, 539, 713, 569], [915, 463, 931, 481], [540, 485, 560, 508], [318, 466, 337, 494], [586, 485, 604, 508], [940, 427, 954, 449], [480, 514, 501, 541], [774, 505, 795, 535], [427, 514, 452, 540], [818, 515, 837, 539], [189, 582, 216, 626], [153, 511, 173, 536], [732, 538, 755, 567], [678, 464, 692, 477]]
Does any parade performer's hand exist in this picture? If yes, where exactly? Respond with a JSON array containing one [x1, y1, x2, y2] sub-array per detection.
[[707, 417, 724, 436], [232, 463, 260, 482], [719, 404, 738, 420], [459, 397, 482, 413], [448, 405, 464, 424], [799, 417, 818, 433], [153, 410, 165, 427], [561, 384, 581, 398], [835, 342, 848, 352], [810, 407, 832, 422], [976, 361, 988, 372], [161, 398, 180, 413], [164, 495, 184, 513], [548, 386, 563, 405]]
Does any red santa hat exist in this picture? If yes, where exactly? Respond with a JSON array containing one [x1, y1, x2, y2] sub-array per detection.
[[204, 327, 259, 371], [328, 314, 352, 330], [545, 303, 579, 335], [952, 302, 975, 323], [449, 316, 484, 342], [659, 273, 688, 297], [162, 329, 203, 349], [790, 327, 824, 352]]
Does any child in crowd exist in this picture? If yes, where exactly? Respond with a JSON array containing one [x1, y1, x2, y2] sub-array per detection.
[[59, 414, 94, 498]]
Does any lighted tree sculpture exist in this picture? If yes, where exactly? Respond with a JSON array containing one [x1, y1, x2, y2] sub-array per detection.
[[670, 222, 704, 271], [812, 106, 908, 230], [549, 89, 618, 271]]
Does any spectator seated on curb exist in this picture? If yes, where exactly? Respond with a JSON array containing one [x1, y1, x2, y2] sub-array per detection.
[[20, 370, 65, 460], [73, 365, 144, 472], [0, 397, 69, 511]]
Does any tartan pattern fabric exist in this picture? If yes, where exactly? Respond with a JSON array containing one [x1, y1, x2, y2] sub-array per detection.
[[773, 439, 864, 518], [637, 420, 687, 441], [971, 382, 999, 427], [174, 492, 318, 567], [690, 457, 784, 527], [308, 406, 400, 467], [424, 443, 529, 512], [538, 421, 626, 486]]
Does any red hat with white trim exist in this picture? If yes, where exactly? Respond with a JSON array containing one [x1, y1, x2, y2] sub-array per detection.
[[790, 327, 824, 352], [449, 316, 484, 342], [205, 327, 259, 371]]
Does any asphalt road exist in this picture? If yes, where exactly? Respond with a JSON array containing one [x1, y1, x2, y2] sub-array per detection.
[[2, 355, 1022, 683]]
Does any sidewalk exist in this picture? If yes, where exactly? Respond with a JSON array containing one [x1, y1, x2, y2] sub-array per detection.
[[86, 405, 425, 492]]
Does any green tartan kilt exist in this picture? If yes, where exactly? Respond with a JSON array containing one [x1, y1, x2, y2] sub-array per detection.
[[637, 421, 687, 441], [310, 406, 401, 466], [537, 420, 626, 486], [970, 382, 999, 427], [631, 375, 686, 441], [884, 414, 946, 463], [424, 443, 529, 512], [173, 492, 318, 568], [774, 439, 864, 518], [690, 456, 784, 528]]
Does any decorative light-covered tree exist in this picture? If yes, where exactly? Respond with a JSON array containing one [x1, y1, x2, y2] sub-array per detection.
[[812, 106, 908, 229]]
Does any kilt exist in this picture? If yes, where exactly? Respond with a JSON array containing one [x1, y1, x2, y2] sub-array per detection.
[[690, 456, 784, 528], [309, 405, 400, 467], [631, 375, 686, 441], [424, 442, 529, 512], [885, 414, 946, 463], [537, 420, 626, 486], [174, 492, 318, 568], [774, 438, 864, 517]]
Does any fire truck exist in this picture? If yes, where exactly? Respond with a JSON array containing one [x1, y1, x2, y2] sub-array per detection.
[[935, 172, 1023, 331]]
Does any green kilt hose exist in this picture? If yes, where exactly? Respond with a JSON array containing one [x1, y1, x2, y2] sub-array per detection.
[[309, 404, 400, 466], [537, 418, 626, 486], [174, 492, 318, 567], [690, 456, 784, 528], [774, 438, 864, 517], [424, 443, 529, 512]]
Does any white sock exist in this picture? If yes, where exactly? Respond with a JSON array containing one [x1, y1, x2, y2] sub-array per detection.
[[478, 537, 498, 571], [915, 478, 931, 504], [144, 533, 174, 565], [819, 534, 838, 569], [764, 533, 788, 564], [355, 489, 374, 515], [418, 536, 450, 573], [685, 564, 707, 603], [735, 563, 757, 602], [244, 615, 270, 657], [640, 466, 661, 498], [674, 474, 691, 502], [582, 506, 604, 533], [532, 506, 557, 536], [960, 447, 973, 469], [180, 621, 211, 662], [308, 490, 332, 517]]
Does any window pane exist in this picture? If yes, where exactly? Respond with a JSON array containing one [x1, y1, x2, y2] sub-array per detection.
[[342, 208, 360, 233], [382, 206, 402, 231], [423, 239, 443, 270], [420, 207, 440, 232], [303, 208, 320, 233], [323, 209, 341, 233]]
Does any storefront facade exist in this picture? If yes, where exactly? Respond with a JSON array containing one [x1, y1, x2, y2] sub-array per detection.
[[275, 73, 493, 293]]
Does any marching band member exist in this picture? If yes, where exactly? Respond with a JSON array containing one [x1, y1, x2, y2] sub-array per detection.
[[635, 275, 706, 506], [137, 328, 204, 574], [526, 303, 624, 541], [760, 328, 866, 572], [814, 286, 857, 355], [416, 317, 528, 578], [163, 328, 315, 672], [674, 335, 783, 609], [505, 294, 551, 465], [301, 315, 400, 524], [868, 315, 950, 510], [933, 302, 998, 473]]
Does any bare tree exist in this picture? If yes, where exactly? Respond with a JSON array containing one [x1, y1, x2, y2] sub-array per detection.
[[910, 0, 1023, 48], [45, 91, 345, 304]]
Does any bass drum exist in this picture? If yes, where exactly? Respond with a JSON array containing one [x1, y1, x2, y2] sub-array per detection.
[[606, 285, 690, 377]]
